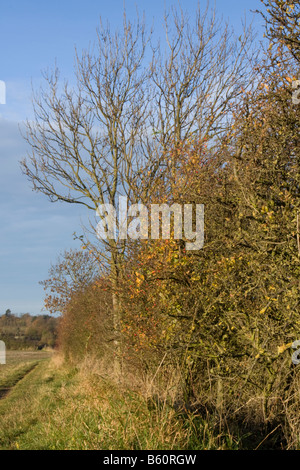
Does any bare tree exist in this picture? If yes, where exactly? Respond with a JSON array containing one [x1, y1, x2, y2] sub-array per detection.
[[132, 3, 257, 205], [21, 4, 256, 373], [21, 12, 152, 374], [40, 248, 98, 315], [258, 0, 300, 64], [149, 4, 255, 151]]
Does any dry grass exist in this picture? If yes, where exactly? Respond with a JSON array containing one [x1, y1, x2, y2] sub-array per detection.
[[0, 353, 240, 450], [1, 351, 298, 449]]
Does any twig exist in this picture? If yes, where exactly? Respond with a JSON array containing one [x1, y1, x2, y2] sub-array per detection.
[[149, 352, 168, 388], [254, 424, 281, 450]]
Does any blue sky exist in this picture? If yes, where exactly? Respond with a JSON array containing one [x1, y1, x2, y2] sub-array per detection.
[[0, 0, 265, 315]]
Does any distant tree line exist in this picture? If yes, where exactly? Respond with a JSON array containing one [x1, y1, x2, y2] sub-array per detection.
[[0, 311, 59, 350]]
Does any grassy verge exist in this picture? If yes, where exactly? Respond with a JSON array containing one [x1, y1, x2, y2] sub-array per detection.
[[0, 355, 242, 450], [0, 361, 39, 397]]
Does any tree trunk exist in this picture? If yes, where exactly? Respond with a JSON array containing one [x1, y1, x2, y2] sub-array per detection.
[[112, 289, 122, 377]]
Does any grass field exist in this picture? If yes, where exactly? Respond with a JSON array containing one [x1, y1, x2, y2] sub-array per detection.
[[0, 352, 241, 450], [0, 350, 53, 398], [2, 349, 53, 366]]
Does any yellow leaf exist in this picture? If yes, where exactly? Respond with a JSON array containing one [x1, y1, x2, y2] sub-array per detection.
[[278, 343, 293, 355]]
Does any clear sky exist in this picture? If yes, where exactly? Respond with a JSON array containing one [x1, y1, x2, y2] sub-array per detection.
[[0, 0, 265, 315]]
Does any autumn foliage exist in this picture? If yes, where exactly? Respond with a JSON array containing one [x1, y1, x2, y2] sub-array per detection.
[[36, 1, 300, 448]]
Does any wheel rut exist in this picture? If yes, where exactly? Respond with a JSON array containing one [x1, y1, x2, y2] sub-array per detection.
[[0, 362, 38, 401]]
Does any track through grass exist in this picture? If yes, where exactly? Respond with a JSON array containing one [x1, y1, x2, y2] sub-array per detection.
[[0, 354, 242, 450], [0, 362, 38, 399]]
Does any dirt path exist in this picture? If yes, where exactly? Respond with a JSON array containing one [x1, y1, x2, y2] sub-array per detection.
[[0, 388, 10, 399], [0, 362, 39, 401]]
